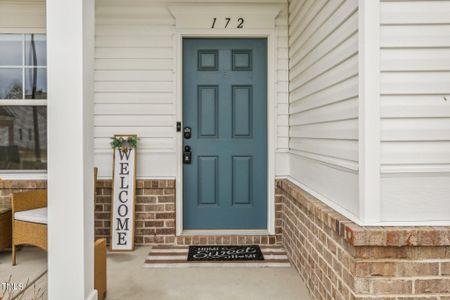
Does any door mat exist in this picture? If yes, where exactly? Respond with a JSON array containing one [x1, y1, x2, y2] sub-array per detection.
[[144, 245, 291, 268], [188, 245, 264, 261]]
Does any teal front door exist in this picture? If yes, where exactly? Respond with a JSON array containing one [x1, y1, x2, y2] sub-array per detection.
[[183, 38, 268, 230]]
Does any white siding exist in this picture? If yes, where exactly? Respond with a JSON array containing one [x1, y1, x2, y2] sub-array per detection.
[[0, 0, 288, 178], [94, 0, 289, 178], [94, 1, 175, 178], [288, 0, 360, 218], [379, 0, 450, 223], [0, 0, 45, 33]]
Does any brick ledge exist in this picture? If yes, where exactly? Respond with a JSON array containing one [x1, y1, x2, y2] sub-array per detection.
[[0, 180, 47, 189], [277, 179, 450, 247]]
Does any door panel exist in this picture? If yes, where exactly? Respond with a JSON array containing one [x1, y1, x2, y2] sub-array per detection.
[[198, 86, 218, 137], [197, 156, 218, 206], [232, 86, 253, 137], [183, 38, 267, 229], [232, 156, 253, 205]]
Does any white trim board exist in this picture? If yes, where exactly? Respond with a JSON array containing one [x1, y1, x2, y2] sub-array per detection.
[[279, 176, 450, 227], [170, 3, 282, 236], [168, 3, 282, 30], [358, 0, 381, 224], [381, 165, 450, 174], [0, 172, 47, 180], [279, 175, 363, 225]]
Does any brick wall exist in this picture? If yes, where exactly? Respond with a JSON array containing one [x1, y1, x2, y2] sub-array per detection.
[[95, 179, 176, 245], [277, 179, 450, 300], [0, 179, 281, 246], [96, 179, 282, 246], [0, 180, 47, 209], [5, 178, 447, 299]]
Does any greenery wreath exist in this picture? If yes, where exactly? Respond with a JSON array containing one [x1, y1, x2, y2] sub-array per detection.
[[110, 136, 138, 152]]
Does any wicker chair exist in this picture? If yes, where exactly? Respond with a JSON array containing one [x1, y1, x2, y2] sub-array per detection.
[[11, 169, 106, 299], [95, 238, 107, 300], [11, 190, 48, 266], [93, 167, 107, 300]]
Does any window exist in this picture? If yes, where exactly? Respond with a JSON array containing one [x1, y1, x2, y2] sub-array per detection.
[[0, 34, 47, 170]]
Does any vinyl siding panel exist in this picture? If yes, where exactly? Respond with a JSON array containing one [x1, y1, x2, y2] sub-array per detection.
[[94, 0, 289, 178], [380, 0, 450, 223], [94, 1, 176, 178], [380, 1, 450, 167], [288, 0, 359, 218], [0, 0, 46, 33]]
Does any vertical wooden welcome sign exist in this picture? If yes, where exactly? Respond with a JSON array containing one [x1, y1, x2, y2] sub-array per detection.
[[110, 134, 137, 251]]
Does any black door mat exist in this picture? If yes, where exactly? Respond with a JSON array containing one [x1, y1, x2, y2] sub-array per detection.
[[187, 245, 264, 261]]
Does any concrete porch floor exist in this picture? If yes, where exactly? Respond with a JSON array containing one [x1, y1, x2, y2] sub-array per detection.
[[0, 246, 311, 300]]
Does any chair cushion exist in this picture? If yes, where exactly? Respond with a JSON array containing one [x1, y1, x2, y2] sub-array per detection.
[[15, 207, 48, 225]]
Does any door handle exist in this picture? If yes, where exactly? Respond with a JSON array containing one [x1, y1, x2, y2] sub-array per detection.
[[183, 145, 192, 164]]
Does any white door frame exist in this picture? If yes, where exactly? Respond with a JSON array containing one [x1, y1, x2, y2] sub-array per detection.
[[175, 30, 276, 236], [169, 3, 281, 236]]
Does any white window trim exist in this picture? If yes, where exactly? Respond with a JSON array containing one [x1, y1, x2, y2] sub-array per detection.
[[0, 170, 47, 180], [0, 34, 47, 100]]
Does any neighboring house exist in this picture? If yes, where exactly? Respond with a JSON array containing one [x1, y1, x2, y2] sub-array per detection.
[[0, 0, 449, 300], [0, 107, 14, 144], [0, 106, 47, 169]]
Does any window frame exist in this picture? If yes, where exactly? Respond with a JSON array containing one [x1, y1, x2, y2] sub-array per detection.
[[0, 33, 47, 177]]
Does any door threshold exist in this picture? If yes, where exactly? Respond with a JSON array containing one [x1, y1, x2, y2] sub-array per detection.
[[181, 229, 270, 236]]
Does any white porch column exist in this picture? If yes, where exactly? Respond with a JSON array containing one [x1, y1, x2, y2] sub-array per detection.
[[47, 0, 96, 299]]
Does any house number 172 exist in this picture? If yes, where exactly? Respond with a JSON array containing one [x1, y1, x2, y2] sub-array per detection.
[[211, 18, 245, 29]]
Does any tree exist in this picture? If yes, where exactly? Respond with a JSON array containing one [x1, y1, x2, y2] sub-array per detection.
[[5, 83, 22, 99]]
